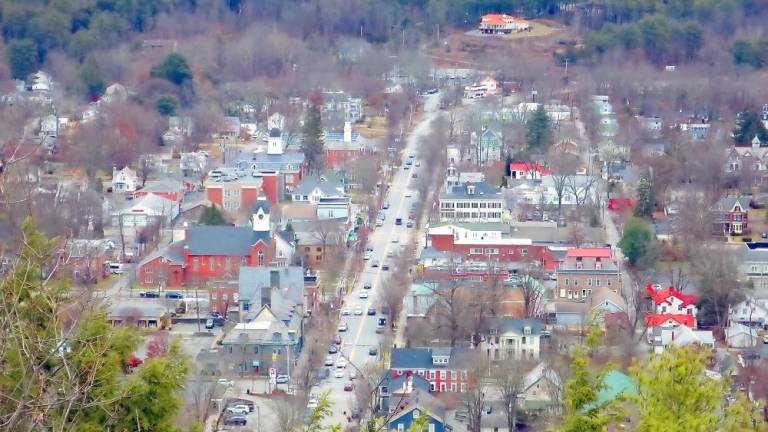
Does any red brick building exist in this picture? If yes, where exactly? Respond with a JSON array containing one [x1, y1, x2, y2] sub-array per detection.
[[324, 123, 376, 170], [133, 180, 190, 203], [138, 198, 284, 287], [389, 347, 469, 393], [427, 223, 557, 270]]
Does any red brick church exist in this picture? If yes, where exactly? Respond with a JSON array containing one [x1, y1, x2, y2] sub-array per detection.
[[138, 198, 294, 287]]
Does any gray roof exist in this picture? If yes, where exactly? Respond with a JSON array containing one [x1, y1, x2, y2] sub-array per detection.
[[390, 347, 453, 370], [714, 195, 750, 212], [440, 181, 502, 200], [389, 388, 447, 423], [239, 266, 305, 321], [252, 197, 270, 215], [743, 242, 768, 262], [487, 317, 543, 335], [186, 226, 270, 256], [139, 245, 185, 266], [293, 172, 345, 197]]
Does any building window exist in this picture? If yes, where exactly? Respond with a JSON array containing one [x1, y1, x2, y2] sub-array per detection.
[[440, 370, 446, 379], [430, 382, 435, 391], [258, 250, 264, 266], [208, 256, 215, 268], [520, 249, 528, 256], [451, 383, 457, 392], [461, 383, 466, 392], [192, 257, 199, 271], [397, 424, 404, 432], [451, 370, 457, 380], [430, 371, 436, 379], [440, 383, 446, 392]]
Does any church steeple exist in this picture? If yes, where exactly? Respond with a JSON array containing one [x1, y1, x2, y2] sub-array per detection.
[[252, 197, 270, 232]]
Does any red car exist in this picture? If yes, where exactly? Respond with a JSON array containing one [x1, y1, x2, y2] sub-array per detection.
[[344, 382, 354, 391], [334, 335, 342, 345]]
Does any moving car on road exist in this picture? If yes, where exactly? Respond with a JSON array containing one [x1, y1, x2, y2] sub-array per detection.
[[338, 322, 349, 332], [359, 291, 369, 299]]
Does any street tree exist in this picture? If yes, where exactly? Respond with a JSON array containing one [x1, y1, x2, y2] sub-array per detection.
[[691, 245, 744, 327], [492, 359, 534, 432], [618, 217, 655, 268], [548, 152, 579, 221], [156, 94, 179, 116], [526, 105, 552, 152]]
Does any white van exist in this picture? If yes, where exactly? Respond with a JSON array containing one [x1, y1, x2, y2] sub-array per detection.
[[108, 262, 124, 274]]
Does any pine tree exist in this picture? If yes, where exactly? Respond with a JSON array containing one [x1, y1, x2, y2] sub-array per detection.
[[0, 219, 191, 431], [199, 204, 226, 225], [525, 105, 552, 151], [733, 110, 768, 145], [302, 105, 324, 173], [634, 172, 654, 218]]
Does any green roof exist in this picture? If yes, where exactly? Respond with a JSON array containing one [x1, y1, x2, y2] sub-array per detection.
[[595, 371, 637, 407]]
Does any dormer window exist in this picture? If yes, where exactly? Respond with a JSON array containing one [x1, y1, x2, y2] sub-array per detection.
[[523, 326, 531, 335], [489, 328, 498, 335]]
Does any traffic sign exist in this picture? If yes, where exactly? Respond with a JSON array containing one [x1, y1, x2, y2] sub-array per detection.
[[269, 367, 276, 378]]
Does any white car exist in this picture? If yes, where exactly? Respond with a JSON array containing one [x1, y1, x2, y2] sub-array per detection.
[[217, 378, 234, 387], [307, 395, 319, 409], [226, 405, 250, 415], [386, 250, 394, 258], [349, 369, 357, 379], [336, 357, 347, 368], [392, 236, 399, 243], [334, 368, 345, 378], [764, 335, 768, 344], [364, 251, 373, 260], [341, 308, 350, 316], [338, 323, 349, 332], [415, 161, 421, 167], [405, 191, 412, 198], [324, 356, 334, 366], [359, 291, 369, 299], [354, 307, 363, 316]]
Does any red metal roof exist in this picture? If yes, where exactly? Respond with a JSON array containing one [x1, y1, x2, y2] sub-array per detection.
[[509, 162, 551, 175], [566, 248, 612, 258], [645, 313, 696, 328], [644, 284, 697, 307]]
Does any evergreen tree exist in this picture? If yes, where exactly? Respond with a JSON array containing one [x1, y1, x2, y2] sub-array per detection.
[[0, 219, 191, 431], [155, 94, 178, 116], [504, 153, 513, 177], [6, 39, 39, 80], [558, 347, 620, 432], [302, 104, 324, 173], [151, 53, 193, 86], [199, 204, 226, 225], [634, 172, 654, 218], [733, 110, 768, 145], [618, 217, 654, 267], [525, 105, 552, 151]]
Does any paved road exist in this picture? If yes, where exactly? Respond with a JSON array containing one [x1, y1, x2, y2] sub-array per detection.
[[317, 94, 443, 426]]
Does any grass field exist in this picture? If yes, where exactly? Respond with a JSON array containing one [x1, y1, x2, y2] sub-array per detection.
[[357, 116, 389, 139]]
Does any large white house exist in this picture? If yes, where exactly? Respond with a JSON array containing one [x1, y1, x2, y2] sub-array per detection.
[[481, 317, 542, 360], [729, 296, 768, 329], [112, 166, 139, 193], [439, 176, 505, 223]]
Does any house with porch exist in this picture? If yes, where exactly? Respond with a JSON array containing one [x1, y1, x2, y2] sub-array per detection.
[[481, 317, 543, 360], [712, 195, 750, 236]]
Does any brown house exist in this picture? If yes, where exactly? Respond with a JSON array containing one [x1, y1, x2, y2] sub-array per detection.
[[556, 247, 621, 300]]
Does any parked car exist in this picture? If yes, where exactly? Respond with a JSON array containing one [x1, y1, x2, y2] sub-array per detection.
[[338, 323, 349, 332], [334, 369, 345, 378], [344, 382, 354, 391], [223, 416, 247, 426], [276, 374, 289, 384], [369, 347, 378, 356], [406, 220, 414, 228], [367, 307, 376, 316], [763, 335, 768, 344], [316, 368, 330, 381], [359, 291, 369, 299], [354, 307, 363, 316], [165, 291, 182, 299], [140, 291, 160, 298], [382, 262, 390, 271], [743, 350, 761, 360], [336, 357, 347, 368], [371, 259, 379, 268], [205, 318, 214, 329], [363, 282, 372, 290], [364, 250, 373, 260], [328, 345, 338, 354], [349, 369, 357, 379], [333, 335, 342, 345], [324, 356, 334, 366], [217, 378, 234, 387], [226, 405, 250, 415], [383, 202, 390, 209], [341, 308, 350, 316]]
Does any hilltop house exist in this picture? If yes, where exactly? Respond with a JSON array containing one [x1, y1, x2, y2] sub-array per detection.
[[478, 14, 530, 33]]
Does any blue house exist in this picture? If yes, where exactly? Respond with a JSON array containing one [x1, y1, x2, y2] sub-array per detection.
[[387, 388, 451, 432]]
